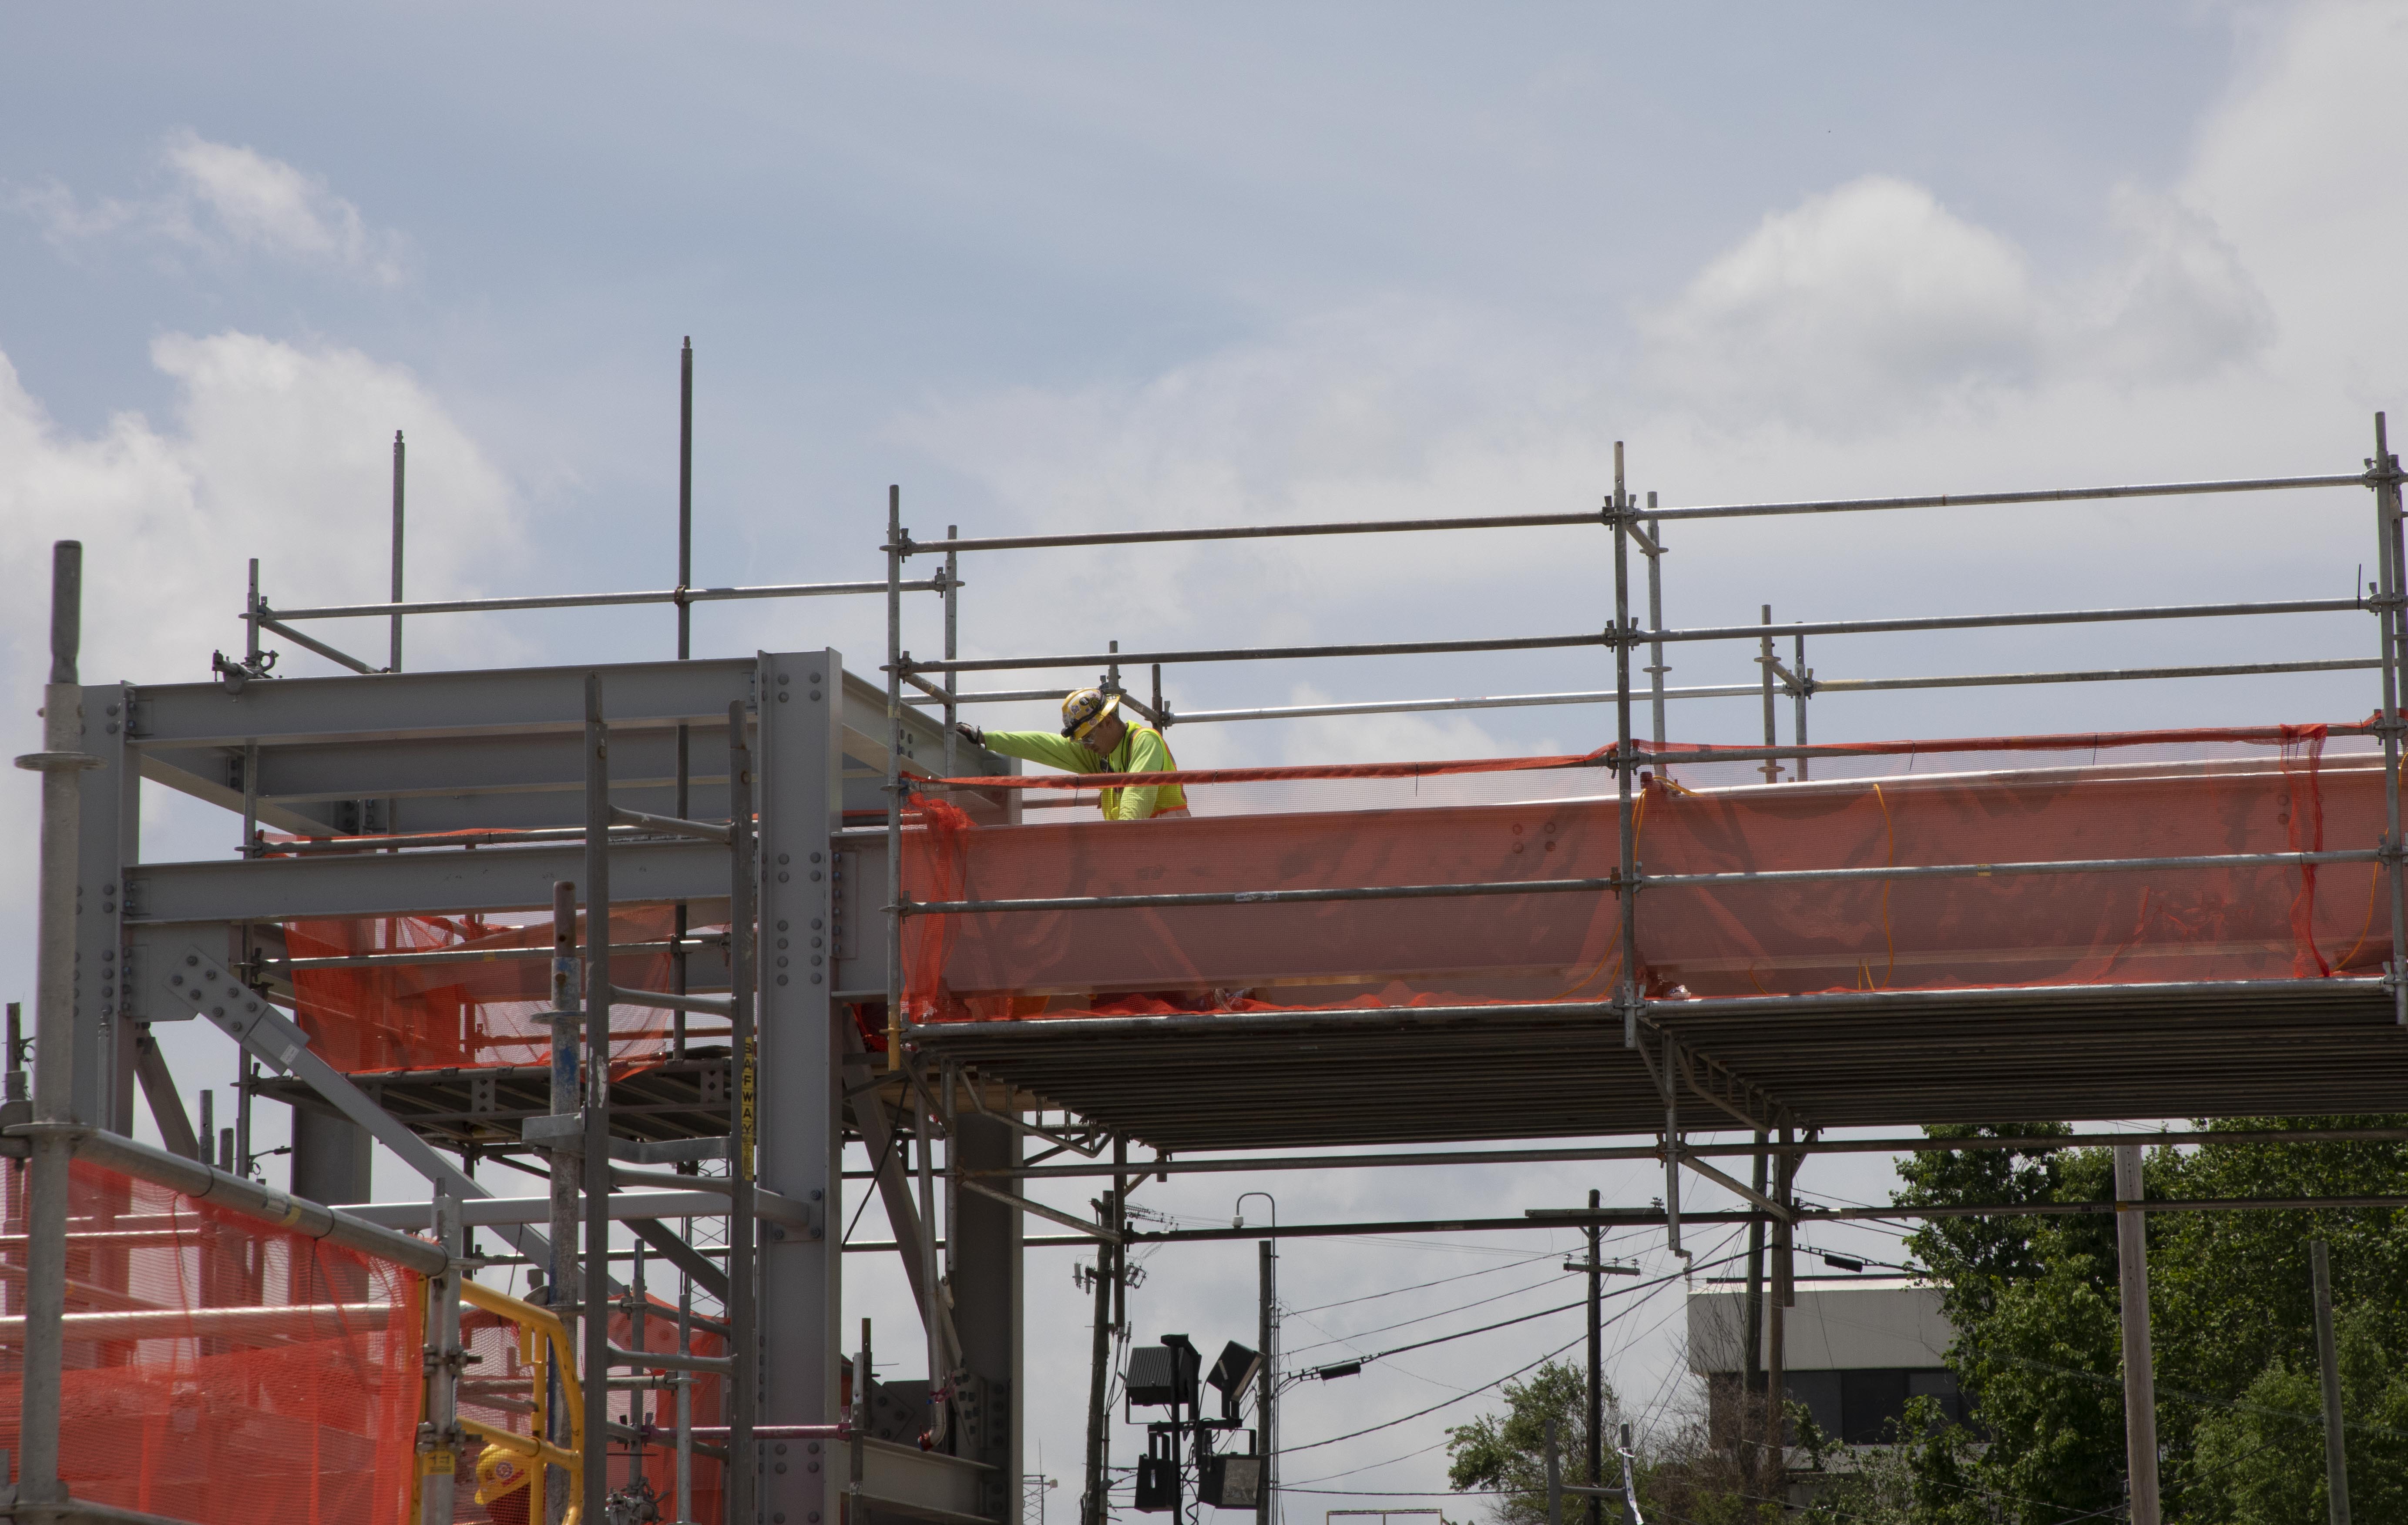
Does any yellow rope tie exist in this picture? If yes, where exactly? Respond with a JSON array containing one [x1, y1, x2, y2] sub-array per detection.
[[2331, 863, 2383, 972]]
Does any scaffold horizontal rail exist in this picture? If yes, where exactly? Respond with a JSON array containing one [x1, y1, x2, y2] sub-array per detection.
[[263, 576, 947, 622], [902, 848, 2374, 918], [903, 596, 2367, 677], [897, 470, 2368, 556]]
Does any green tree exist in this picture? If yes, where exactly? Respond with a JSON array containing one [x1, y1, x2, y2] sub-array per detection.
[[1892, 1116, 2408, 1524], [1445, 1361, 1599, 1525], [1796, 1397, 1987, 1525], [2187, 1304, 2408, 1525]]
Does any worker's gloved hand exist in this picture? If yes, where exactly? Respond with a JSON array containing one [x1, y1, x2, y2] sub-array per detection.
[[955, 721, 985, 748]]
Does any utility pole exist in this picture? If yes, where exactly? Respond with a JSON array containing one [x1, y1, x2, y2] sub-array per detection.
[[2113, 1144, 2160, 1525], [1585, 1189, 1602, 1525], [1083, 1192, 1115, 1525], [2311, 1240, 2351, 1525]]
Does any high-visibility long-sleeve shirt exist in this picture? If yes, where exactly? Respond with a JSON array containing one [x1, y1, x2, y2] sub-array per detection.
[[978, 724, 1188, 820]]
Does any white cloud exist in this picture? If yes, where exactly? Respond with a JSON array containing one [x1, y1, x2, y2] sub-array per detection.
[[1635, 174, 2273, 432], [12, 131, 408, 285], [1639, 176, 2047, 429], [0, 331, 523, 700]]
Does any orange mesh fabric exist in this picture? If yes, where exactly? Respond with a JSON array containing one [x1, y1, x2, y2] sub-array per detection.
[[905, 724, 2386, 1018], [289, 908, 699, 1075], [0, 1160, 424, 1525]]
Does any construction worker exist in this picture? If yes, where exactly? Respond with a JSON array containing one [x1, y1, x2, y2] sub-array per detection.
[[958, 687, 1190, 820], [473, 1441, 536, 1525]]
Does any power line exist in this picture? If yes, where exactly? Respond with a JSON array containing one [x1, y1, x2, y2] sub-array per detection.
[[1289, 1250, 1563, 1314], [1283, 1250, 1747, 1455], [1285, 1270, 1575, 1357]]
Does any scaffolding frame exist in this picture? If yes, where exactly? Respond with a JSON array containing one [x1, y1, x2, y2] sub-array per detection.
[[13, 389, 2408, 1525]]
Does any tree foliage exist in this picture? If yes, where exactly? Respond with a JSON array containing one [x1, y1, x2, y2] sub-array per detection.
[[1891, 1116, 2408, 1524], [1445, 1360, 1599, 1525]]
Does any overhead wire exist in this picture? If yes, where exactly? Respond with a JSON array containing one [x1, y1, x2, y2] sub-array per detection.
[[1288, 1250, 1562, 1315], [1282, 1249, 1747, 1456]]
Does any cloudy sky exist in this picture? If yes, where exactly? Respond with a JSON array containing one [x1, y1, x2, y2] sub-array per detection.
[[6, 0, 2408, 1511]]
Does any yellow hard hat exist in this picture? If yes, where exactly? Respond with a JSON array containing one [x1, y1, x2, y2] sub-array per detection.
[[1060, 687, 1122, 742], [474, 1441, 534, 1506]]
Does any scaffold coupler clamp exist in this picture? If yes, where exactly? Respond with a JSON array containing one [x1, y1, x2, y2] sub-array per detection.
[[210, 645, 277, 694], [422, 1340, 475, 1382], [414, 1418, 467, 1470], [2386, 960, 2408, 1025]]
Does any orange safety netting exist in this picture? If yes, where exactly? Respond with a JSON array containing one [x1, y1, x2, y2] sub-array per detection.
[[903, 722, 2391, 1019], [289, 908, 712, 1076], [0, 1159, 424, 1525], [448, 1298, 726, 1525]]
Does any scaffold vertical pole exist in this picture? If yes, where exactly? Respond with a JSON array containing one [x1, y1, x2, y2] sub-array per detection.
[[2376, 415, 2408, 1025], [1756, 607, 1778, 784], [1659, 1037, 1682, 1260], [944, 526, 961, 776], [390, 430, 405, 673], [1792, 631, 1810, 784], [1644, 493, 1666, 748], [17, 540, 91, 1513], [582, 673, 613, 1519], [548, 879, 580, 1525], [674, 339, 695, 1059], [727, 698, 760, 1525], [1612, 444, 1639, 1050], [422, 1187, 463, 1525], [887, 485, 907, 1068]]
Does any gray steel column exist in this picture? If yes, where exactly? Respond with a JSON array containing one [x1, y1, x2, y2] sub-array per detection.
[[729, 701, 761, 1525], [583, 674, 614, 1518], [953, 1109, 1023, 1515], [73, 677, 134, 1138], [2311, 1240, 2351, 1524], [756, 649, 844, 1525], [2113, 1143, 2160, 1525], [917, 1090, 949, 1448], [289, 1106, 373, 1206], [18, 541, 94, 1509]]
